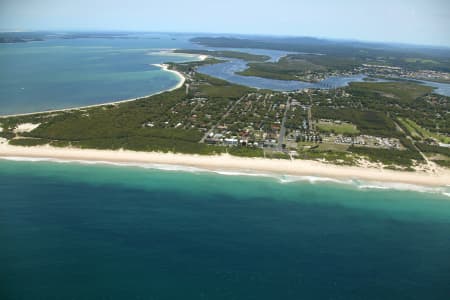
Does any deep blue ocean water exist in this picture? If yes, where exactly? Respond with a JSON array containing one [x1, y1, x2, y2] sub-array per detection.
[[1, 159, 449, 299]]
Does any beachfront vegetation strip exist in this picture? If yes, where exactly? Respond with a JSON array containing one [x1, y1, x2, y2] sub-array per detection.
[[1, 60, 449, 169]]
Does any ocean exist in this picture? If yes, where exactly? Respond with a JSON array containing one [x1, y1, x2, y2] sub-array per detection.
[[1, 159, 449, 299]]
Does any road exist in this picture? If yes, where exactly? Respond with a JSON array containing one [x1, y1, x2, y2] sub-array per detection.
[[393, 120, 435, 171], [200, 95, 246, 143], [278, 97, 291, 150]]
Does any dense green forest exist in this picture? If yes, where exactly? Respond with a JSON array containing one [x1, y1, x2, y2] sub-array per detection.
[[312, 107, 399, 138], [238, 54, 359, 81]]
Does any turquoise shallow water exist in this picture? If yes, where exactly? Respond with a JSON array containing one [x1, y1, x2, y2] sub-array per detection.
[[0, 159, 449, 299], [0, 34, 198, 115]]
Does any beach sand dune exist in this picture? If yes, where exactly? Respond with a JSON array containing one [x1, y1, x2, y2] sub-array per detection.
[[13, 123, 41, 133]]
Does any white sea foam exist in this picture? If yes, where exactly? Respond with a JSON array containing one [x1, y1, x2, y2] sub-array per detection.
[[278, 175, 350, 185], [212, 170, 273, 178], [111, 162, 204, 173], [0, 156, 205, 173], [356, 181, 449, 197], [357, 184, 390, 190], [210, 171, 350, 185], [1, 156, 449, 197], [0, 156, 54, 162]]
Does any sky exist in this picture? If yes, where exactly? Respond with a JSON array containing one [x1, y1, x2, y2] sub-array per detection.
[[1, 0, 449, 47]]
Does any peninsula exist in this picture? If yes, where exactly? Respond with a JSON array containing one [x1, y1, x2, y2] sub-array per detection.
[[0, 46, 449, 187]]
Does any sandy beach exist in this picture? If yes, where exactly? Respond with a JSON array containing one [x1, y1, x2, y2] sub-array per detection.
[[152, 63, 186, 89], [0, 142, 448, 187], [151, 49, 209, 61]]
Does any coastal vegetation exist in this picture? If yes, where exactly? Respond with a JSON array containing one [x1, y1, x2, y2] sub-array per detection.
[[297, 148, 356, 165], [1, 58, 448, 170], [312, 107, 399, 138], [0, 67, 253, 156], [349, 146, 423, 168], [237, 54, 358, 81], [8, 138, 51, 147], [166, 58, 224, 72], [348, 82, 433, 104], [398, 117, 450, 143], [415, 143, 450, 157]]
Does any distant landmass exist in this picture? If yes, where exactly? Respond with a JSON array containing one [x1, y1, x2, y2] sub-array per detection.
[[0, 31, 143, 43], [191, 36, 450, 73], [0, 32, 46, 43]]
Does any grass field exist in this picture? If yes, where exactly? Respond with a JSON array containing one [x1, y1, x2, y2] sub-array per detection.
[[398, 117, 450, 143], [316, 143, 350, 152], [316, 121, 359, 135], [404, 58, 439, 65], [397, 118, 422, 139]]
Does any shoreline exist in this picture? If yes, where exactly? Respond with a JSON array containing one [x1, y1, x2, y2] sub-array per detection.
[[0, 60, 188, 119], [151, 63, 185, 90], [0, 143, 448, 189]]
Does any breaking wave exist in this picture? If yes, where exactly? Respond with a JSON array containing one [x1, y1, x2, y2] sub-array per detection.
[[1, 156, 449, 197]]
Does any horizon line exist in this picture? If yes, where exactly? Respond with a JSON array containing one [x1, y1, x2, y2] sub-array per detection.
[[1, 29, 450, 49]]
